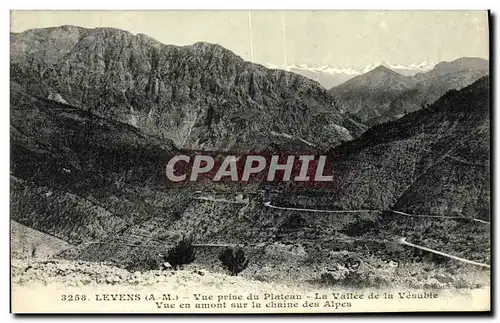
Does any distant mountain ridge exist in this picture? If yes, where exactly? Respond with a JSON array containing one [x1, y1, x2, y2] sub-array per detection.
[[328, 66, 417, 122], [413, 57, 489, 81], [265, 61, 434, 88], [333, 66, 416, 91], [329, 57, 488, 125]]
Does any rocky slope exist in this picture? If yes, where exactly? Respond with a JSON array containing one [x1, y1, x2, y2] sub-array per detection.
[[10, 82, 180, 244], [327, 76, 490, 219], [12, 215, 490, 293], [11, 220, 72, 260], [11, 26, 365, 152]]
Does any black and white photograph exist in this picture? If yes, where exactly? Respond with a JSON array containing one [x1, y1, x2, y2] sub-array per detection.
[[9, 10, 491, 313]]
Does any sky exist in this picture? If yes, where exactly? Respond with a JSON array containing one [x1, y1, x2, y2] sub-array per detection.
[[10, 10, 489, 68]]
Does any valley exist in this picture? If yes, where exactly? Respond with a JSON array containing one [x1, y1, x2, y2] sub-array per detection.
[[10, 25, 490, 291]]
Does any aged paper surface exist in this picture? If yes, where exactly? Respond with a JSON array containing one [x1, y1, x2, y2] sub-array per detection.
[[10, 10, 490, 313]]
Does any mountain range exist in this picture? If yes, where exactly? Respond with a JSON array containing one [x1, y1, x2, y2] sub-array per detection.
[[10, 25, 365, 152]]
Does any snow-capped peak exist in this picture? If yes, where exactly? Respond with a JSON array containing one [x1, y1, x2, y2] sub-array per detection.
[[264, 61, 435, 88], [265, 61, 434, 76]]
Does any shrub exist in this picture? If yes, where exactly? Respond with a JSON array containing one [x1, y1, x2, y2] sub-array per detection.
[[340, 218, 377, 236], [219, 247, 249, 276], [165, 237, 196, 269], [281, 214, 306, 230], [127, 251, 160, 272], [319, 267, 390, 288]]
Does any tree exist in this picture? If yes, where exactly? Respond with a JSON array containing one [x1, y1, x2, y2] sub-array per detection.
[[165, 236, 196, 269], [219, 247, 249, 276]]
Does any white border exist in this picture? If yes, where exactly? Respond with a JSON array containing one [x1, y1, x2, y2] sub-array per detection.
[[2, 1, 496, 10], [1, 1, 498, 322]]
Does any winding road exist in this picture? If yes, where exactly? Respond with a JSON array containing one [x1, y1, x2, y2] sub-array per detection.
[[263, 201, 376, 213], [262, 201, 491, 268], [263, 201, 490, 224], [391, 210, 490, 224], [399, 238, 490, 268], [194, 196, 248, 204]]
